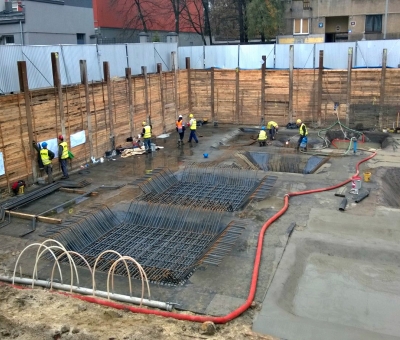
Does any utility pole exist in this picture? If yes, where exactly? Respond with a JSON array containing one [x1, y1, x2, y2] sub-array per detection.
[[383, 0, 389, 39]]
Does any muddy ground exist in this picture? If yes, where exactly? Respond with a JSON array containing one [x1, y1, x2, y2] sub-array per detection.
[[0, 284, 273, 340]]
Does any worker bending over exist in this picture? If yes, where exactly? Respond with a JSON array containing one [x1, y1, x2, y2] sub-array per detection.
[[58, 135, 69, 179], [258, 126, 267, 147], [188, 113, 198, 143], [142, 121, 152, 153], [266, 121, 279, 140], [296, 119, 308, 151]]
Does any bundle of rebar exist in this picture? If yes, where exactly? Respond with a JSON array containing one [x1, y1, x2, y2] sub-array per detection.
[[48, 202, 243, 285]]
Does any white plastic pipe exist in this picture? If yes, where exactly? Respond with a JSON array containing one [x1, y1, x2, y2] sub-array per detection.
[[0, 276, 173, 311]]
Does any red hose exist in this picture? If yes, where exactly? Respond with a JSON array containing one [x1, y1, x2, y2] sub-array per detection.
[[6, 151, 376, 324]]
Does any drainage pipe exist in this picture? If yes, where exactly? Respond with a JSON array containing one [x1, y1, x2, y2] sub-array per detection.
[[5, 151, 377, 323], [0, 276, 173, 311]]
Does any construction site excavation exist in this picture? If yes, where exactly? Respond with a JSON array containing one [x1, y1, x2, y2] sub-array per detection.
[[1, 51, 400, 340]]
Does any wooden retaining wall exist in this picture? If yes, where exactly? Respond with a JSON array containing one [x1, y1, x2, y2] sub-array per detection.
[[0, 54, 400, 192]]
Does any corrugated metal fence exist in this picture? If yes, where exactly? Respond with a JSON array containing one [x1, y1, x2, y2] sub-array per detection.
[[1, 40, 400, 93], [0, 43, 177, 94]]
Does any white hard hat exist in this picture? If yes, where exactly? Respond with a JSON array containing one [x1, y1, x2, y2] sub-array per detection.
[[179, 115, 183, 118]]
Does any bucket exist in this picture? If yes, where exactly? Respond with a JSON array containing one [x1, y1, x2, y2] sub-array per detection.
[[363, 172, 371, 182], [18, 185, 24, 195], [151, 143, 156, 152]]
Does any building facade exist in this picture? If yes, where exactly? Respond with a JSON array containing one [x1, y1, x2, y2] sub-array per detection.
[[0, 0, 95, 45], [93, 0, 205, 46], [279, 0, 400, 43]]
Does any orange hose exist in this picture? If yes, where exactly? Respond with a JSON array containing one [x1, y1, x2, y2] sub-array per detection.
[[6, 152, 376, 324]]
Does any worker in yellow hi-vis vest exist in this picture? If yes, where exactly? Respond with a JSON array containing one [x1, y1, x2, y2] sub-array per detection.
[[266, 121, 279, 140], [58, 135, 69, 179], [142, 121, 152, 153], [187, 113, 198, 143]]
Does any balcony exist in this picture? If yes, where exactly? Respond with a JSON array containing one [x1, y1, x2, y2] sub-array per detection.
[[0, 10, 24, 24]]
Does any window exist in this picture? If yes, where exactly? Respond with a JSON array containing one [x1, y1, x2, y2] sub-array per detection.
[[365, 15, 382, 33], [77, 33, 85, 44], [5, 36, 15, 45], [294, 19, 309, 35]]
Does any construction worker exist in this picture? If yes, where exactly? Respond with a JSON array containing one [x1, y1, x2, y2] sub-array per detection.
[[58, 135, 69, 179], [176, 115, 185, 145], [11, 180, 26, 195], [266, 121, 279, 140], [142, 121, 152, 153], [188, 113, 198, 143], [296, 119, 308, 151], [39, 142, 55, 183], [258, 126, 267, 147]]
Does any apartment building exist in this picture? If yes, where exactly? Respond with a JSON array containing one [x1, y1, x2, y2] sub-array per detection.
[[278, 0, 400, 43], [0, 0, 95, 45]]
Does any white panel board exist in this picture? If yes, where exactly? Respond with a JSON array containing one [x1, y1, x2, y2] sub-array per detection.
[[275, 44, 290, 69], [315, 42, 356, 69], [239, 45, 275, 69], [178, 46, 204, 70], [294, 44, 314, 69], [126, 43, 155, 75], [70, 130, 86, 148], [204, 45, 238, 69], [154, 43, 178, 71], [59, 45, 101, 85], [0, 152, 5, 176], [97, 44, 127, 78], [355, 40, 400, 68], [39, 138, 59, 158], [0, 45, 23, 93]]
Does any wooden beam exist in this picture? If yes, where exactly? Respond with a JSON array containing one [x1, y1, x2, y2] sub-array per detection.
[[379, 48, 387, 129], [157, 63, 166, 133], [17, 61, 37, 182], [186, 57, 192, 113], [211, 67, 215, 122], [346, 47, 353, 126], [261, 55, 266, 125], [141, 66, 150, 125], [317, 50, 324, 127], [103, 62, 115, 148], [171, 51, 179, 119], [125, 67, 134, 138], [51, 52, 65, 138], [289, 45, 294, 123], [59, 187, 98, 196], [236, 67, 240, 123], [7, 211, 62, 225], [80, 60, 93, 158]]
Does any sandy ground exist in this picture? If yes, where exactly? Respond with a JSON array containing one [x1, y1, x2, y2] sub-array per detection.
[[0, 283, 274, 340]]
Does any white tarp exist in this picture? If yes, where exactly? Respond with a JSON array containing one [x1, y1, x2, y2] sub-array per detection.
[[0, 152, 5, 176], [70, 130, 86, 148]]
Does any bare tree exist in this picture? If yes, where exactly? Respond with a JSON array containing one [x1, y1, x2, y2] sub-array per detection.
[[181, 0, 213, 45]]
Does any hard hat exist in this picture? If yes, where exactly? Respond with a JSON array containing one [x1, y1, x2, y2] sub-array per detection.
[[178, 115, 183, 118], [42, 142, 47, 148], [261, 126, 266, 130], [58, 135, 63, 140], [296, 119, 302, 124], [189, 113, 193, 118], [142, 121, 146, 126]]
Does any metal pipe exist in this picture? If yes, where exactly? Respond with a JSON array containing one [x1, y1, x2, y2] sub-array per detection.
[[0, 275, 173, 311], [20, 20, 24, 46], [384, 0, 389, 39]]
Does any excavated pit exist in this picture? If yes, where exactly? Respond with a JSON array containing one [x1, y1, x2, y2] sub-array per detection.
[[381, 168, 400, 208]]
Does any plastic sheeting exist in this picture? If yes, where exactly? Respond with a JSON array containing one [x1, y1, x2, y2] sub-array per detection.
[[97, 44, 128, 78], [275, 44, 290, 69], [154, 43, 178, 72], [179, 46, 204, 69], [239, 45, 275, 69], [205, 45, 238, 69], [315, 42, 356, 69]]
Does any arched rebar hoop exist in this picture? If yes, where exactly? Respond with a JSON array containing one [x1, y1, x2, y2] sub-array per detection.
[[34, 239, 69, 279], [12, 243, 62, 286], [108, 255, 151, 307], [92, 250, 132, 297]]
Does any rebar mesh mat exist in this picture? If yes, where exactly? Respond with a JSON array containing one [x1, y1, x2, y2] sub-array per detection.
[[47, 202, 243, 285], [132, 167, 277, 211]]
